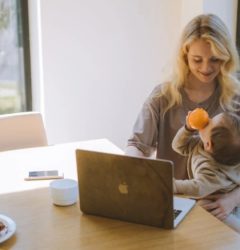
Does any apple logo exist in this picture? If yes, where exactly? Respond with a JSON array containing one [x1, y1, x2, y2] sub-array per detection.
[[118, 182, 128, 194]]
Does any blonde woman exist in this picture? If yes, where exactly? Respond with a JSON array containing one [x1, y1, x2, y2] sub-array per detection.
[[126, 14, 240, 222]]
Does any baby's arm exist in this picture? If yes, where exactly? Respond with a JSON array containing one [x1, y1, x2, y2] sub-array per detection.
[[173, 178, 206, 197], [172, 126, 199, 156], [173, 164, 234, 198], [172, 111, 200, 155]]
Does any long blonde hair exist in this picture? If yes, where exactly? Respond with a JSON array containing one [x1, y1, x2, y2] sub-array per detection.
[[160, 14, 240, 114]]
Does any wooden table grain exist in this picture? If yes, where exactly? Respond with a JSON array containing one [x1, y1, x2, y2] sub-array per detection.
[[0, 139, 240, 250]]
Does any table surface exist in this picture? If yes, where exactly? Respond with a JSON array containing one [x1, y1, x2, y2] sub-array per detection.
[[0, 139, 240, 250]]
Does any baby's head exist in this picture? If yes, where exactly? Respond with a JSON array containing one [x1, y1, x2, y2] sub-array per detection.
[[199, 112, 240, 165]]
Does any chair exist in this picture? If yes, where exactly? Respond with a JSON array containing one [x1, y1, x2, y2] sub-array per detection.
[[0, 111, 48, 151]]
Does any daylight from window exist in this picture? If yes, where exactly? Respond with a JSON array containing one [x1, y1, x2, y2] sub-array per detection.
[[0, 0, 27, 114]]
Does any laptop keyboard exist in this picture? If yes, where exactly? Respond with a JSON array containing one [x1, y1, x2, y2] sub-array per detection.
[[174, 209, 182, 219]]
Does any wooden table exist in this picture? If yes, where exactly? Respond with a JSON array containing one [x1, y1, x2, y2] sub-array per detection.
[[0, 139, 240, 250]]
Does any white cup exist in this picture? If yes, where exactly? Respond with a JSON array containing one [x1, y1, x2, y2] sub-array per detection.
[[50, 179, 78, 206]]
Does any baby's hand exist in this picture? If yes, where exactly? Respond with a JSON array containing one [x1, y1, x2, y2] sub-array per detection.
[[186, 111, 195, 131]]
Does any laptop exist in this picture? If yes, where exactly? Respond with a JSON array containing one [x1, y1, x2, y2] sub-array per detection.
[[75, 149, 195, 229]]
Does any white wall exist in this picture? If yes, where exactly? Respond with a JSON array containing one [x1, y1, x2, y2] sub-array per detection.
[[181, 0, 203, 29], [203, 0, 238, 40], [181, 0, 238, 36], [35, 0, 182, 149], [28, 0, 45, 114], [29, 0, 238, 149]]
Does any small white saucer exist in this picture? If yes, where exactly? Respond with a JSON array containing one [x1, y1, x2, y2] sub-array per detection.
[[0, 214, 16, 244]]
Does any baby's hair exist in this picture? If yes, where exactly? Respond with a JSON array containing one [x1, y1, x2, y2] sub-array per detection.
[[210, 112, 240, 165]]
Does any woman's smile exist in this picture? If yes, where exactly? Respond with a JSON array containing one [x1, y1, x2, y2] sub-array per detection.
[[187, 39, 221, 85]]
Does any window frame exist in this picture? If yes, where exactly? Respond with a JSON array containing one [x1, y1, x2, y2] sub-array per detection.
[[19, 0, 32, 111]]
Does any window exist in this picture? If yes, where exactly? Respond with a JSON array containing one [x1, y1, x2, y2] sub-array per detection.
[[0, 0, 31, 114], [237, 2, 240, 55]]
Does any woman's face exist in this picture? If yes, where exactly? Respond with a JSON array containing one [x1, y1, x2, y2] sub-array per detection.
[[187, 39, 222, 84]]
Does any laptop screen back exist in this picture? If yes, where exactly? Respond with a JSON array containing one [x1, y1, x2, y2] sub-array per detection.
[[76, 149, 175, 228]]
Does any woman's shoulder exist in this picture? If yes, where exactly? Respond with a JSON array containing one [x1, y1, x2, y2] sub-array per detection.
[[145, 82, 170, 107], [146, 81, 182, 114], [149, 82, 172, 98]]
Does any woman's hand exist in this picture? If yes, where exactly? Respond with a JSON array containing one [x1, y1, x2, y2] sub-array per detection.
[[125, 146, 145, 157], [199, 187, 240, 220]]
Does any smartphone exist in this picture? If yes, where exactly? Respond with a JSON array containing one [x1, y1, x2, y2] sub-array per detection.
[[24, 170, 64, 181]]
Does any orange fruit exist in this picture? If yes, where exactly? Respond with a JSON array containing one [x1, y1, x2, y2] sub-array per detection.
[[188, 108, 209, 130]]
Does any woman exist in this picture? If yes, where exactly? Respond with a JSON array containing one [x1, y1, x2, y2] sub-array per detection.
[[126, 14, 240, 222]]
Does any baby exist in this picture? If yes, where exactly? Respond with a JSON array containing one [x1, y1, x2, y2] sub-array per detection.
[[172, 111, 240, 232]]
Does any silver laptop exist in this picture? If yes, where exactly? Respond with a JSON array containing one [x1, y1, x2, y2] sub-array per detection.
[[76, 149, 195, 229]]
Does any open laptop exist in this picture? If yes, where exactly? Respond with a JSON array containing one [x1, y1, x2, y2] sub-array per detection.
[[75, 149, 195, 229]]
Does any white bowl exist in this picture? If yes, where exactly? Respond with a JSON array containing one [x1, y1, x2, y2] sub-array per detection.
[[50, 179, 78, 206]]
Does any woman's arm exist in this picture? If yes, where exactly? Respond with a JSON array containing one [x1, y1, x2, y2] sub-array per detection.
[[125, 146, 145, 157], [126, 103, 159, 157], [200, 187, 240, 220]]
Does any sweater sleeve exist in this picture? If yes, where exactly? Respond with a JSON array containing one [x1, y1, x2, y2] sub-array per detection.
[[127, 86, 161, 156], [172, 126, 200, 156], [173, 162, 235, 198]]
